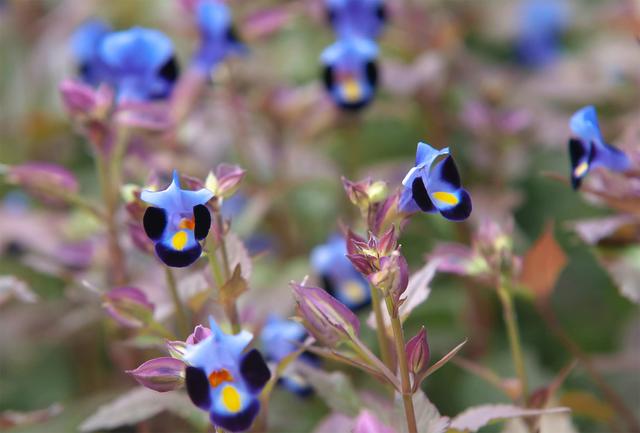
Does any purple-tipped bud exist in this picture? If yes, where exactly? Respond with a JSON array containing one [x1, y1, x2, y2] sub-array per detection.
[[59, 79, 113, 119], [341, 177, 388, 211], [185, 324, 212, 345], [103, 287, 154, 328], [353, 410, 396, 433], [6, 163, 79, 206], [115, 102, 172, 131], [126, 357, 185, 392], [406, 326, 430, 379], [205, 164, 246, 199], [291, 282, 360, 348]]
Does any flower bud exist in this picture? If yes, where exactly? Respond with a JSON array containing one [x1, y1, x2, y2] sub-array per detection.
[[205, 164, 246, 199], [59, 79, 113, 120], [126, 357, 185, 392], [166, 340, 188, 359], [185, 324, 212, 344], [103, 287, 154, 328], [5, 163, 79, 206], [291, 282, 360, 348], [341, 177, 388, 211], [406, 326, 430, 378], [368, 252, 409, 313]]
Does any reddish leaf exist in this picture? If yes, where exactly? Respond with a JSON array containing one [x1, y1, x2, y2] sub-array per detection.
[[519, 222, 567, 300]]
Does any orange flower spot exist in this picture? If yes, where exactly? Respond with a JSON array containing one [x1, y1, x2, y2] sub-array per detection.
[[209, 369, 234, 387], [179, 218, 195, 230]]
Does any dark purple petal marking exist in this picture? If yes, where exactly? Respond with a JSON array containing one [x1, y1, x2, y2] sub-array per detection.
[[240, 349, 271, 393], [375, 4, 387, 22], [185, 366, 211, 410], [143, 207, 167, 241], [155, 242, 202, 268], [568, 138, 588, 189], [365, 61, 378, 88], [437, 155, 461, 188], [439, 189, 472, 221], [211, 398, 260, 432], [322, 65, 334, 93], [411, 177, 436, 212], [158, 56, 179, 83], [321, 275, 337, 298], [193, 204, 211, 241]]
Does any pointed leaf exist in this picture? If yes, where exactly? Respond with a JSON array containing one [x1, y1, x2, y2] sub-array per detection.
[[450, 404, 570, 432], [299, 366, 362, 416], [519, 223, 567, 300], [394, 391, 449, 433]]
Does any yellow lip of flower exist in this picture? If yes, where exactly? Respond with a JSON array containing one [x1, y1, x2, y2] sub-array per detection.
[[171, 230, 188, 251], [574, 161, 589, 178], [432, 191, 459, 206], [221, 384, 242, 412], [342, 78, 362, 102]]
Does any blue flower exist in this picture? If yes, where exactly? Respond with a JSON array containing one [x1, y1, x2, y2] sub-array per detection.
[[71, 19, 112, 86], [399, 142, 472, 221], [184, 317, 271, 432], [99, 27, 180, 102], [261, 316, 317, 396], [141, 171, 213, 268], [310, 235, 371, 310], [516, 0, 568, 68], [326, 0, 387, 40], [569, 106, 630, 189], [192, 0, 246, 74], [321, 37, 379, 111]]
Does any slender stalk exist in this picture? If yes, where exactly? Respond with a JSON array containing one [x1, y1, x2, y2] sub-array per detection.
[[496, 285, 529, 401], [537, 302, 640, 433], [206, 207, 241, 335], [165, 267, 189, 337], [385, 297, 418, 433], [370, 283, 394, 370]]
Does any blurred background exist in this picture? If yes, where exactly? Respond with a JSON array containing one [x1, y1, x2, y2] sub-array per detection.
[[1, 0, 639, 432]]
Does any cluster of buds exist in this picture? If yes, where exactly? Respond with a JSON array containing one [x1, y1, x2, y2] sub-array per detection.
[[346, 227, 408, 315], [431, 219, 520, 286]]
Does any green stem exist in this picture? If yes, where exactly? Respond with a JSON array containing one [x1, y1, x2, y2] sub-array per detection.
[[497, 285, 529, 401], [206, 209, 241, 335], [370, 284, 393, 371], [385, 297, 418, 433], [165, 267, 189, 337]]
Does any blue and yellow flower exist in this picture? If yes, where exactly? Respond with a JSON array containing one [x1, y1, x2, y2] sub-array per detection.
[[141, 171, 213, 268], [261, 316, 316, 396], [321, 37, 378, 111], [326, 0, 387, 40], [399, 142, 472, 221], [184, 317, 271, 432], [310, 235, 371, 310], [568, 106, 630, 189], [191, 0, 246, 75]]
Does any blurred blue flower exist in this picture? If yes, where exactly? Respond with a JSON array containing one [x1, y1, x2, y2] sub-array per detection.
[[261, 316, 317, 396], [310, 235, 371, 310], [71, 24, 180, 102], [399, 142, 472, 221], [516, 0, 568, 68], [100, 27, 180, 101], [192, 0, 246, 74], [71, 19, 112, 86], [569, 106, 630, 189], [321, 37, 379, 110], [184, 317, 271, 432], [326, 0, 387, 40], [141, 170, 213, 268]]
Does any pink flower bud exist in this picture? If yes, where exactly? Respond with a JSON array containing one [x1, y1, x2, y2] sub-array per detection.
[[406, 326, 430, 378], [126, 357, 185, 392], [291, 282, 360, 348], [59, 79, 113, 119], [368, 252, 409, 310], [206, 164, 246, 199], [6, 162, 79, 206], [165, 340, 188, 359], [103, 287, 154, 328], [185, 324, 212, 345]]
